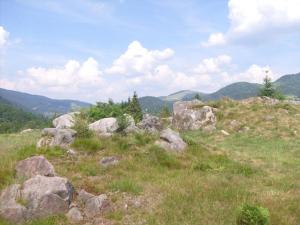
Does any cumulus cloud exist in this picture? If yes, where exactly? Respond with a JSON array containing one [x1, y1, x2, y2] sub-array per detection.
[[0, 41, 278, 102], [202, 32, 226, 47], [204, 0, 300, 46], [106, 41, 174, 76], [0, 26, 9, 49]]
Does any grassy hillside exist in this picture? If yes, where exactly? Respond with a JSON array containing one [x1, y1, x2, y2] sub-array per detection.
[[275, 73, 300, 98], [0, 97, 49, 133], [1, 99, 299, 225], [0, 88, 91, 117]]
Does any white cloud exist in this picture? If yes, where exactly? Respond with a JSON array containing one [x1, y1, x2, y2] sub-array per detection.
[[0, 41, 279, 102], [0, 26, 9, 49], [202, 32, 226, 47], [106, 41, 174, 76], [204, 0, 300, 46]]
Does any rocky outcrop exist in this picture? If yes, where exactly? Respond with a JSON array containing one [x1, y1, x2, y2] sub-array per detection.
[[137, 114, 163, 133], [52, 112, 79, 129], [0, 175, 74, 224], [156, 128, 187, 152], [89, 117, 119, 136], [172, 100, 217, 131], [241, 96, 279, 105], [15, 156, 55, 179], [66, 207, 83, 223], [37, 128, 76, 148]]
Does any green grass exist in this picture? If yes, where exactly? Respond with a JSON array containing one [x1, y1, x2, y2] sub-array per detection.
[[0, 101, 299, 225]]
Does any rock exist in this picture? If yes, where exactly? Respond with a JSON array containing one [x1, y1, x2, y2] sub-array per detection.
[[37, 128, 76, 148], [15, 156, 55, 179], [221, 130, 230, 136], [21, 175, 74, 217], [66, 207, 83, 223], [84, 194, 109, 218], [229, 120, 241, 129], [137, 114, 163, 133], [89, 118, 119, 135], [53, 112, 79, 129], [241, 96, 279, 105], [100, 156, 119, 168], [0, 184, 27, 224], [67, 148, 77, 156], [239, 126, 250, 133], [124, 125, 141, 134], [172, 100, 217, 131], [78, 189, 95, 204], [20, 129, 34, 134], [156, 128, 187, 152], [264, 115, 275, 121]]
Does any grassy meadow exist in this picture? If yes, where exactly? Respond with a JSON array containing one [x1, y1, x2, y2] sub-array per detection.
[[0, 99, 300, 225]]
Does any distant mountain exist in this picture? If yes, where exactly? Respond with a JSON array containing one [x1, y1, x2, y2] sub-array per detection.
[[274, 73, 300, 98], [0, 88, 91, 117], [138, 96, 172, 114], [0, 96, 49, 133], [139, 73, 300, 113]]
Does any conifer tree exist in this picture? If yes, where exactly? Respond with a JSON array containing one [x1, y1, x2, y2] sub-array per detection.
[[127, 91, 143, 122]]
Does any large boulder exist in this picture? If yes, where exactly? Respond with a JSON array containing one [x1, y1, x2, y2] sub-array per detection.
[[15, 156, 55, 179], [52, 112, 79, 129], [21, 175, 74, 218], [37, 128, 76, 148], [0, 175, 74, 223], [172, 100, 217, 131], [0, 184, 27, 224], [156, 128, 187, 152], [89, 118, 119, 136], [137, 114, 163, 133]]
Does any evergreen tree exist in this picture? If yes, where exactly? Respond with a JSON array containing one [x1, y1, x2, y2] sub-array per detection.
[[127, 91, 143, 122], [194, 93, 202, 100], [259, 75, 276, 97]]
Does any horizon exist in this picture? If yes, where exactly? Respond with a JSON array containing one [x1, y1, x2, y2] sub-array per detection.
[[1, 0, 300, 102]]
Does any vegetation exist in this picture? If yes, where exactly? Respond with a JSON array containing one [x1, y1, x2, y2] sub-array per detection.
[[1, 99, 300, 225], [237, 204, 270, 225], [259, 75, 285, 100], [0, 98, 50, 134], [72, 112, 92, 138], [159, 105, 171, 118]]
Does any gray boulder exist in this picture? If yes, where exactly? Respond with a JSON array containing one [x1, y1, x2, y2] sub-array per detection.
[[52, 112, 79, 129], [172, 100, 216, 131], [0, 184, 27, 224], [88, 117, 119, 136], [66, 207, 83, 223], [156, 128, 187, 152], [16, 156, 55, 179], [37, 128, 76, 148], [137, 114, 163, 133], [0, 175, 74, 223]]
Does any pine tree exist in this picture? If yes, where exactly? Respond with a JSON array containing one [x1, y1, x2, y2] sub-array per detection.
[[259, 75, 276, 97], [127, 91, 143, 122], [194, 93, 202, 100]]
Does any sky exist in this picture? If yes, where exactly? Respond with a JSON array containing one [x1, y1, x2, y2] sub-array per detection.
[[0, 0, 300, 103]]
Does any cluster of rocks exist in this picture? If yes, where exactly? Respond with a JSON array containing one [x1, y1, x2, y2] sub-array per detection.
[[0, 156, 110, 224]]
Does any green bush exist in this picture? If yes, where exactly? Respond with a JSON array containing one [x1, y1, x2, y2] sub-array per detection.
[[237, 204, 270, 225], [116, 114, 129, 132], [72, 112, 92, 138]]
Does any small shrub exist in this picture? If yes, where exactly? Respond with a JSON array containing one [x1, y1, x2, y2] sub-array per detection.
[[72, 138, 103, 153], [116, 114, 129, 132], [72, 113, 92, 138], [109, 179, 142, 195], [237, 204, 270, 225]]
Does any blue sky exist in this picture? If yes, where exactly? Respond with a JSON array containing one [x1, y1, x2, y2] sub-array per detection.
[[1, 0, 300, 103]]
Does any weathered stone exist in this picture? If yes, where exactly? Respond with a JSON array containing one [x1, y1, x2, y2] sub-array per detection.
[[21, 175, 74, 213], [84, 194, 109, 218], [100, 156, 119, 168], [78, 189, 95, 204], [66, 207, 83, 223], [37, 128, 76, 148], [0, 184, 27, 224], [156, 128, 187, 152], [172, 100, 217, 131], [89, 118, 119, 135], [202, 125, 216, 133], [137, 114, 163, 133], [53, 112, 79, 129], [15, 156, 55, 179]]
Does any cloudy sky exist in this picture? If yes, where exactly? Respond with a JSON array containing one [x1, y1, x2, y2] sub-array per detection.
[[0, 0, 300, 103]]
